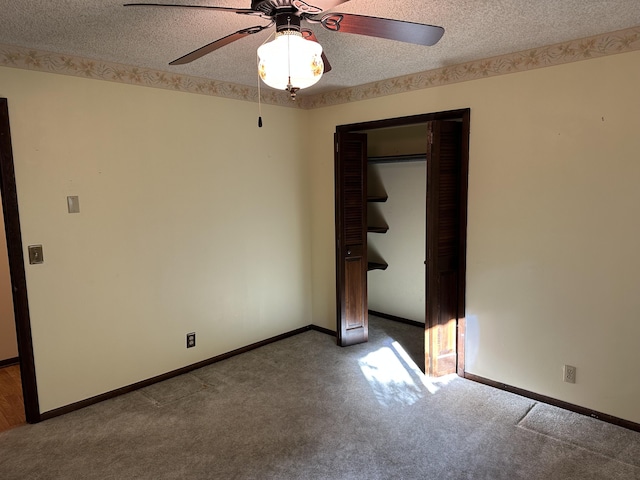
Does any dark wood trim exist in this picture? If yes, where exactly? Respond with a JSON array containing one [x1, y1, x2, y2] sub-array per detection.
[[40, 325, 318, 421], [369, 310, 424, 328], [464, 373, 640, 433], [309, 324, 336, 336], [0, 98, 41, 423], [0, 357, 19, 368], [456, 110, 470, 377], [336, 109, 470, 134]]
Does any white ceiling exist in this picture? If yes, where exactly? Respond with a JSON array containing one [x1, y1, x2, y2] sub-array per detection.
[[1, 0, 640, 96]]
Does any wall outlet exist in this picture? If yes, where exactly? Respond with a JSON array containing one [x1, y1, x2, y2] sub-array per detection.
[[186, 332, 196, 348], [563, 364, 576, 384]]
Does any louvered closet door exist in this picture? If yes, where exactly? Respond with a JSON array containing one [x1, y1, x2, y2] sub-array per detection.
[[426, 120, 462, 375], [335, 132, 368, 347]]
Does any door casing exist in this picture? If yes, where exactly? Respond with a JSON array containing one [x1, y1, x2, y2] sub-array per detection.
[[0, 98, 41, 422], [334, 108, 470, 376]]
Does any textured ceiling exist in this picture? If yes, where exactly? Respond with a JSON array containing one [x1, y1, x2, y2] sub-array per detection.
[[1, 0, 640, 96]]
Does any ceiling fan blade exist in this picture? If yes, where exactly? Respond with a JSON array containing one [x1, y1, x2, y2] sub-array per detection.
[[301, 29, 332, 73], [295, 0, 350, 13], [123, 3, 258, 15], [169, 25, 270, 65], [318, 13, 444, 46]]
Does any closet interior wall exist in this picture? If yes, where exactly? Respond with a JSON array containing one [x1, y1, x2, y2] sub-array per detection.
[[366, 125, 428, 324]]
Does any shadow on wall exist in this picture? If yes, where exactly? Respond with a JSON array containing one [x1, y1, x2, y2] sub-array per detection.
[[367, 167, 387, 198]]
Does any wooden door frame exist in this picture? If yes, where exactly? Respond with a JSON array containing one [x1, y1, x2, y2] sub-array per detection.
[[0, 98, 41, 423], [335, 108, 470, 376]]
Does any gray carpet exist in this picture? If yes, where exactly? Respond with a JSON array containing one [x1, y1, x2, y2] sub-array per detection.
[[1, 316, 638, 479]]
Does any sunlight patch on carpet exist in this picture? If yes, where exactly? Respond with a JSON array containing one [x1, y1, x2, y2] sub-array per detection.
[[358, 342, 457, 407]]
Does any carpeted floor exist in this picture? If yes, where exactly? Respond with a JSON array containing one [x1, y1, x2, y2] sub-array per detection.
[[0, 316, 638, 479]]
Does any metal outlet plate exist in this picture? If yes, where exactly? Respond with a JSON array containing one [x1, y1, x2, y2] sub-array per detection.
[[28, 245, 44, 264]]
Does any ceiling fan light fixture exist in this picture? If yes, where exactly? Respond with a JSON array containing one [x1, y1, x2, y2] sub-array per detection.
[[257, 30, 324, 93]]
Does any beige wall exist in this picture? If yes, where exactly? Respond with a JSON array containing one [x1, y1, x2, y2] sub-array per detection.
[[2, 47, 640, 424], [308, 51, 640, 424], [0, 67, 312, 412], [0, 199, 18, 361]]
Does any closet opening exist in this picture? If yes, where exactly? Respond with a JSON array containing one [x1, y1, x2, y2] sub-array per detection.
[[334, 109, 470, 377], [365, 126, 428, 371]]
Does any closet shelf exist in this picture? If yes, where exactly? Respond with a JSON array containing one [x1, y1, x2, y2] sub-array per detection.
[[367, 261, 388, 271], [367, 225, 388, 234], [368, 153, 426, 164]]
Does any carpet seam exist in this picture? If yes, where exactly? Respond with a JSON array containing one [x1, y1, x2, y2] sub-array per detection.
[[515, 423, 640, 470], [137, 373, 210, 408], [515, 401, 537, 426]]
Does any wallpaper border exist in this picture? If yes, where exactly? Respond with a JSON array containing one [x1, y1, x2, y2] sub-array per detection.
[[1, 25, 639, 110], [299, 25, 640, 109], [0, 44, 296, 108]]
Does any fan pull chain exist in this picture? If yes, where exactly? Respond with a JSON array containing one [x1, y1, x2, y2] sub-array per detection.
[[257, 59, 263, 128], [257, 30, 276, 128]]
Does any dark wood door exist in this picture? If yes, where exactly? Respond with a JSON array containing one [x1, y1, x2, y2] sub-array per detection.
[[334, 132, 368, 346], [0, 98, 40, 422], [425, 120, 463, 376]]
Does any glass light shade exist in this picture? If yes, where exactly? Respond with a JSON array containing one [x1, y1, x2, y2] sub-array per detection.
[[257, 32, 324, 91]]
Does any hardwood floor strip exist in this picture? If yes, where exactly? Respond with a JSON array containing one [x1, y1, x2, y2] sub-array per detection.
[[0, 392, 24, 419], [0, 365, 26, 432], [0, 412, 10, 431], [7, 366, 21, 382], [0, 370, 14, 389]]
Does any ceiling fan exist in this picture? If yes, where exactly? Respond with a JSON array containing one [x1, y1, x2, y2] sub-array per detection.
[[124, 1, 445, 97]]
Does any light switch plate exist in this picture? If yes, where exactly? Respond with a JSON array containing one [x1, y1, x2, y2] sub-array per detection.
[[67, 196, 80, 213], [28, 245, 44, 264]]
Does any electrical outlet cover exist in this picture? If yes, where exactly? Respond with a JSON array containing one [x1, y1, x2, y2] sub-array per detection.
[[563, 365, 576, 384]]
